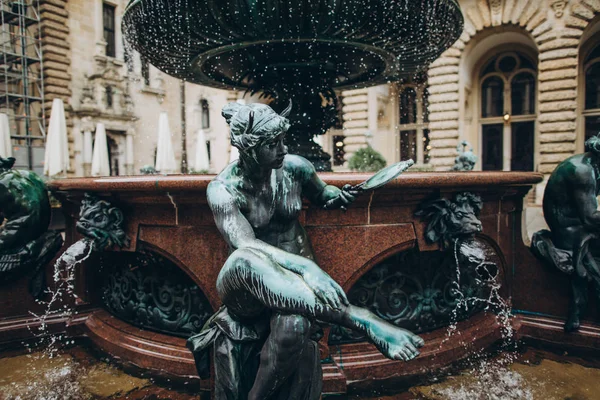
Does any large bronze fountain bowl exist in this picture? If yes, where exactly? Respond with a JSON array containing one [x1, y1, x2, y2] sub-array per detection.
[[123, 0, 463, 171], [123, 0, 463, 91]]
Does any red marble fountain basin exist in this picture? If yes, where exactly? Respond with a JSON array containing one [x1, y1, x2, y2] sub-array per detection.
[[16, 171, 595, 393]]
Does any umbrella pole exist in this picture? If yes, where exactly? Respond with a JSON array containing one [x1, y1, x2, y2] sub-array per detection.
[[180, 81, 187, 174]]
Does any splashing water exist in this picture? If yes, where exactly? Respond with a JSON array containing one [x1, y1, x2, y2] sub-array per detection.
[[6, 239, 97, 399], [436, 238, 533, 400], [432, 360, 533, 400], [3, 355, 87, 400], [26, 239, 94, 358]]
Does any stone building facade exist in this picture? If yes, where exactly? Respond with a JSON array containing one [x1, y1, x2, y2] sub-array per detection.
[[35, 0, 600, 204], [39, 0, 235, 177], [332, 0, 600, 203]]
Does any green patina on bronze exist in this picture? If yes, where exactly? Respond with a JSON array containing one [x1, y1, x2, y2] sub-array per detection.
[[531, 134, 600, 332], [452, 141, 478, 172], [122, 0, 463, 170], [101, 251, 212, 337], [0, 157, 63, 297], [330, 237, 500, 344]]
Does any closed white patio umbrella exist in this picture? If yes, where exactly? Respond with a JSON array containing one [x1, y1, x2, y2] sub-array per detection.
[[194, 129, 210, 172], [91, 123, 110, 176], [43, 99, 70, 176], [0, 113, 12, 158], [155, 112, 177, 174]]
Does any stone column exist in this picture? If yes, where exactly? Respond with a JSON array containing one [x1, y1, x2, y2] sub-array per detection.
[[126, 129, 135, 175], [82, 130, 93, 176], [341, 88, 369, 164], [427, 48, 461, 171], [72, 124, 83, 176], [81, 118, 94, 176], [40, 0, 73, 173]]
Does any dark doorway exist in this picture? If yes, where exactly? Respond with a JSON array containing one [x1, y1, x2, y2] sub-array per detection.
[[400, 130, 417, 161], [482, 124, 503, 171], [106, 133, 122, 176], [586, 115, 600, 143], [511, 121, 534, 171]]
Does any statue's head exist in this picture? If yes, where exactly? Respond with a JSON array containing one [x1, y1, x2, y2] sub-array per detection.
[[585, 134, 600, 155], [0, 157, 15, 173], [222, 101, 291, 169]]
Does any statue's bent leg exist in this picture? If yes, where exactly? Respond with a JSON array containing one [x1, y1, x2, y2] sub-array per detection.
[[218, 248, 424, 361], [566, 273, 588, 332], [248, 313, 318, 400], [217, 248, 323, 319]]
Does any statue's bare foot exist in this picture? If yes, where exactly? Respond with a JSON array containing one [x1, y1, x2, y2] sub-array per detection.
[[366, 318, 424, 361], [565, 311, 581, 333]]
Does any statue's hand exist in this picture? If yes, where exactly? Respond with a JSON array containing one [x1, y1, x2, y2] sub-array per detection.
[[323, 184, 361, 211], [303, 270, 349, 310]]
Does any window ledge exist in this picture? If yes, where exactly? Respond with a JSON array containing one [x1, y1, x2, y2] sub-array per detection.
[[410, 163, 434, 172], [141, 86, 165, 97], [583, 108, 600, 115], [94, 54, 125, 66]]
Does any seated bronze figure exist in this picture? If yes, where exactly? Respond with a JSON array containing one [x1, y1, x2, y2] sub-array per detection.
[[532, 134, 600, 332], [188, 102, 423, 400], [0, 157, 63, 297]]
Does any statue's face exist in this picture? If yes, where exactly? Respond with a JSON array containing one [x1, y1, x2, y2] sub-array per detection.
[[254, 134, 287, 169]]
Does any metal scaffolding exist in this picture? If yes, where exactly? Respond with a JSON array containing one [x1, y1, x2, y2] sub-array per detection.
[[0, 0, 44, 173]]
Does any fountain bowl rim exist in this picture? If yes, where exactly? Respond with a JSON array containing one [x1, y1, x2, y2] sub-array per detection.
[[48, 171, 543, 194]]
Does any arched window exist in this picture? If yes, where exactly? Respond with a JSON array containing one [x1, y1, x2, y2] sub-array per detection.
[[511, 72, 535, 116], [481, 76, 503, 118], [201, 99, 210, 129], [398, 84, 430, 164], [584, 44, 600, 142], [480, 52, 536, 171], [400, 87, 417, 124]]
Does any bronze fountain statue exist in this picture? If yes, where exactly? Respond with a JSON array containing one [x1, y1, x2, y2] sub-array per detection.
[[532, 134, 600, 332], [0, 157, 63, 297], [188, 102, 422, 399]]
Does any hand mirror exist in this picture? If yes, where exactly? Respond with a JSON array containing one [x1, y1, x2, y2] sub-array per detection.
[[351, 159, 414, 191]]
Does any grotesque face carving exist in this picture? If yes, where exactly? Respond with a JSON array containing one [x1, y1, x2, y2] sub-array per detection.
[[447, 193, 484, 235], [415, 192, 483, 246], [76, 193, 130, 250]]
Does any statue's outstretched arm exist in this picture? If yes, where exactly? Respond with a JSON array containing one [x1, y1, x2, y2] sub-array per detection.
[[293, 155, 359, 210]]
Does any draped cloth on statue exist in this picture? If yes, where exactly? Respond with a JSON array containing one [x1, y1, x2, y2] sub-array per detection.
[[187, 306, 322, 400]]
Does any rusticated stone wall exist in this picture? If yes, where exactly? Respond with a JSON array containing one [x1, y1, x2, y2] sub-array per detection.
[[426, 0, 600, 183], [40, 0, 72, 120], [340, 88, 370, 162]]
